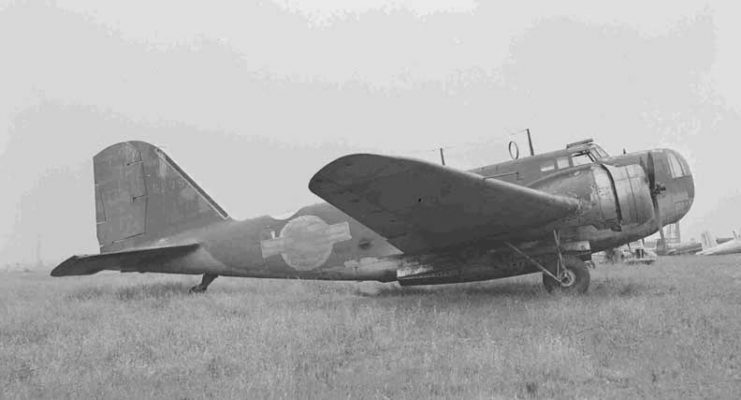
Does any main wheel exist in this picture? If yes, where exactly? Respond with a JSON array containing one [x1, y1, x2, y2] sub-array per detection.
[[542, 256, 590, 294]]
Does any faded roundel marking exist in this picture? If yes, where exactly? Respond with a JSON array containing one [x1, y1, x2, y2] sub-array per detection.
[[260, 215, 352, 271]]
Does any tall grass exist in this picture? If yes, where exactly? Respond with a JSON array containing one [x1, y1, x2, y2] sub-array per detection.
[[1, 256, 740, 399]]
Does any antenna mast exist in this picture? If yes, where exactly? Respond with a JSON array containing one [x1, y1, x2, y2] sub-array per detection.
[[526, 128, 535, 156]]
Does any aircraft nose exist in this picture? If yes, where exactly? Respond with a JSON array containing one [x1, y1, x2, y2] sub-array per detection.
[[675, 150, 694, 200], [669, 149, 694, 218]]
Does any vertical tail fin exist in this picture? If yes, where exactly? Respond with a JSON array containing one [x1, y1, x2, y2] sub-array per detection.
[[700, 231, 717, 251], [94, 141, 229, 252]]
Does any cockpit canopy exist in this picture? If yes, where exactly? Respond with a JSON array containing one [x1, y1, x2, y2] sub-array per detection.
[[539, 139, 609, 173], [566, 138, 609, 161]]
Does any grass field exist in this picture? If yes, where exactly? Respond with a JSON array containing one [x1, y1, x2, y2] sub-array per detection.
[[2, 256, 741, 399]]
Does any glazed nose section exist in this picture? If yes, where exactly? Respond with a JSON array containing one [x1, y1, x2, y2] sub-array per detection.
[[669, 149, 694, 216], [675, 150, 694, 198]]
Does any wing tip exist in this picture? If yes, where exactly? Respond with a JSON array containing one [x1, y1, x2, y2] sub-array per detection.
[[309, 153, 369, 194], [50, 255, 103, 277], [309, 153, 416, 195], [50, 243, 202, 277]]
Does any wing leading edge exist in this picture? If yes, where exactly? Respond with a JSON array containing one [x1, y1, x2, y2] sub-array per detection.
[[309, 154, 580, 254]]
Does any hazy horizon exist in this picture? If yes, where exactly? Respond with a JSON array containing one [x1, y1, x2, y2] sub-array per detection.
[[2, 0, 740, 264]]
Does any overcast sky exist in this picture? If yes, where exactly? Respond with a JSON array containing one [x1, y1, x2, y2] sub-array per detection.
[[1, 0, 740, 264]]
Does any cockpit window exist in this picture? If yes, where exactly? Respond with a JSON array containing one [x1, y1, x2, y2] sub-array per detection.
[[556, 157, 570, 169], [571, 151, 594, 166], [667, 151, 688, 178], [540, 161, 555, 172], [591, 145, 609, 159]]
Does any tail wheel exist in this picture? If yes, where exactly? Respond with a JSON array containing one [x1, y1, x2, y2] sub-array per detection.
[[542, 256, 590, 294]]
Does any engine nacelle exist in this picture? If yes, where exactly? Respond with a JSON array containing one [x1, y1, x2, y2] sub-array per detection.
[[531, 164, 654, 231]]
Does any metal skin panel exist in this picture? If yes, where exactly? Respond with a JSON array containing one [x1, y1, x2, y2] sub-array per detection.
[[309, 154, 580, 255], [527, 165, 634, 234], [396, 252, 555, 286], [591, 166, 620, 225], [94, 183, 106, 224], [603, 164, 653, 226], [194, 204, 402, 280], [94, 141, 230, 253], [55, 141, 696, 287], [93, 143, 146, 247], [260, 216, 352, 270]]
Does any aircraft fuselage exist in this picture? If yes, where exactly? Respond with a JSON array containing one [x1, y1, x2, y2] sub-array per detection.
[[122, 140, 694, 285]]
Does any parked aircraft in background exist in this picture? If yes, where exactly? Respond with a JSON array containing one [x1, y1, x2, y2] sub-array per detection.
[[51, 138, 694, 294], [647, 222, 701, 256], [698, 230, 741, 255], [655, 240, 703, 256]]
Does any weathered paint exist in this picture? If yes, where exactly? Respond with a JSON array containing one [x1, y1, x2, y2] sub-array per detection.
[[260, 216, 352, 270], [309, 153, 580, 254], [53, 139, 695, 287], [93, 141, 229, 253]]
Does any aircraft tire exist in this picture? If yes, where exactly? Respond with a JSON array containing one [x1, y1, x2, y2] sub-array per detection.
[[542, 256, 590, 294]]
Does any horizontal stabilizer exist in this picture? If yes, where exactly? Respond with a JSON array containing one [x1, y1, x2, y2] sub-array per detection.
[[51, 243, 200, 277]]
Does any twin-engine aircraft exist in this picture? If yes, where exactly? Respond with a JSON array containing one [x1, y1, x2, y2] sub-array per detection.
[[52, 139, 694, 294]]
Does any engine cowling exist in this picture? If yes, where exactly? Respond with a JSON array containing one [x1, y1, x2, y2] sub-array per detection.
[[601, 164, 654, 227], [531, 164, 654, 231]]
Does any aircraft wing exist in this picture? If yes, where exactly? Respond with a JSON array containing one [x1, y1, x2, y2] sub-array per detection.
[[697, 239, 741, 256], [51, 243, 201, 276], [309, 154, 580, 254]]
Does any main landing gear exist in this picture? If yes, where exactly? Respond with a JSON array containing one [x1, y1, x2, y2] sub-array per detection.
[[505, 231, 591, 294], [189, 273, 218, 293], [541, 256, 590, 294]]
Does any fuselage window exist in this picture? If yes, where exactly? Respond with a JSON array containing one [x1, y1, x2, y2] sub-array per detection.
[[540, 161, 555, 172], [556, 157, 570, 169], [571, 152, 594, 166], [667, 152, 685, 178]]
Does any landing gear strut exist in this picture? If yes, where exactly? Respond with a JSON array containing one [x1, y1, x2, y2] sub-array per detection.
[[189, 273, 218, 293], [505, 231, 591, 294], [541, 256, 590, 294]]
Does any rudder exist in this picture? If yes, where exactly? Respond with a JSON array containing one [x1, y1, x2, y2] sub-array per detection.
[[94, 141, 229, 252], [700, 231, 716, 251]]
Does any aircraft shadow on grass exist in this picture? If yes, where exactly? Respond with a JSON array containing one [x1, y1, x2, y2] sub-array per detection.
[[65, 282, 192, 301], [359, 279, 662, 300]]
